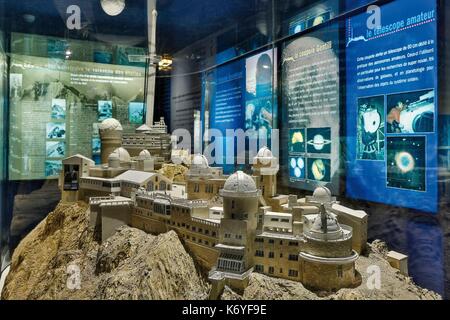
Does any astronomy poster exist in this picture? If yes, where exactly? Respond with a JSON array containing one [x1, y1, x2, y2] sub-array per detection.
[[345, 0, 438, 213], [281, 25, 340, 194]]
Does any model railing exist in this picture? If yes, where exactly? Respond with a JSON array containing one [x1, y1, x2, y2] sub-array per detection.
[[191, 217, 220, 228], [89, 196, 115, 205]]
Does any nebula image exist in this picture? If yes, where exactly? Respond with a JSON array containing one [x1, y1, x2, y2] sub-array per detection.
[[387, 136, 426, 191]]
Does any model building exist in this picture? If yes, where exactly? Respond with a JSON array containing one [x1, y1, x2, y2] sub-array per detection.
[[60, 118, 368, 296]]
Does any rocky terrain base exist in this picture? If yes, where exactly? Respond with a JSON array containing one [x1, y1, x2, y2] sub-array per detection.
[[1, 202, 441, 300]]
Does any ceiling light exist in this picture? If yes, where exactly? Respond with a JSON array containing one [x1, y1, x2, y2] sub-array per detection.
[[101, 0, 126, 16], [158, 55, 173, 71]]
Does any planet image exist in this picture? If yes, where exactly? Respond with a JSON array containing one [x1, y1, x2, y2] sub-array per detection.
[[297, 157, 305, 169], [307, 134, 331, 151], [395, 151, 415, 173], [311, 159, 326, 181], [291, 158, 297, 169], [294, 25, 303, 34], [294, 167, 302, 178], [291, 131, 304, 144], [312, 16, 325, 27]]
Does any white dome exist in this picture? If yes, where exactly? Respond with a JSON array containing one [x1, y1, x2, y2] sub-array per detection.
[[108, 152, 120, 160], [191, 154, 209, 168], [312, 186, 332, 204], [255, 146, 274, 165], [257, 146, 273, 158], [99, 118, 123, 131], [113, 147, 131, 162], [221, 171, 259, 197], [139, 149, 152, 159]]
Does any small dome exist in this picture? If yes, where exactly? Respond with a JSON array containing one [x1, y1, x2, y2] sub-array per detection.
[[108, 152, 120, 160], [99, 118, 123, 131], [139, 149, 152, 159], [257, 147, 273, 158], [255, 146, 274, 165], [113, 147, 131, 163], [108, 152, 121, 168], [191, 154, 209, 168], [223, 171, 257, 194], [312, 186, 332, 204]]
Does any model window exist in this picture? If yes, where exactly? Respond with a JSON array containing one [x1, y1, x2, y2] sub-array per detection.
[[268, 239, 275, 244], [289, 254, 299, 261], [289, 241, 298, 246], [337, 265, 343, 278], [269, 252, 275, 259], [289, 270, 299, 277], [212, 231, 217, 237], [255, 250, 264, 257], [255, 238, 264, 243], [268, 267, 274, 274], [254, 265, 264, 272], [231, 200, 235, 209]]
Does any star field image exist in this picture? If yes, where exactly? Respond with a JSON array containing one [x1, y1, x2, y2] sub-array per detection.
[[387, 136, 426, 191]]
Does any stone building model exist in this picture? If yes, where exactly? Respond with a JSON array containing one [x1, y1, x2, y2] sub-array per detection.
[[60, 118, 369, 296]]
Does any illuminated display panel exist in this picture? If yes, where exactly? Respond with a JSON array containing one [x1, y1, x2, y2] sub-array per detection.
[[204, 48, 277, 173], [8, 54, 146, 180], [345, 0, 438, 213], [281, 23, 340, 194]]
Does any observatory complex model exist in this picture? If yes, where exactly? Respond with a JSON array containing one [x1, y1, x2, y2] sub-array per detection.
[[60, 118, 369, 296]]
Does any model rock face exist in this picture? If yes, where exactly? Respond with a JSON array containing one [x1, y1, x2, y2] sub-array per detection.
[[1, 202, 209, 300], [49, 139, 423, 298], [2, 202, 441, 300]]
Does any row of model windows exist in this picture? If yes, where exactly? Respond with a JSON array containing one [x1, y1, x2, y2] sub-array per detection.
[[254, 265, 299, 277], [255, 250, 299, 261], [167, 219, 218, 238], [183, 234, 216, 248], [193, 184, 217, 194], [255, 238, 298, 246], [137, 199, 185, 214], [270, 218, 290, 223], [82, 179, 118, 187], [135, 208, 218, 238], [225, 233, 242, 240]]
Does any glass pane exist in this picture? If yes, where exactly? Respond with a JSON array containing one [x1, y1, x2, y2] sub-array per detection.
[[0, 0, 448, 301]]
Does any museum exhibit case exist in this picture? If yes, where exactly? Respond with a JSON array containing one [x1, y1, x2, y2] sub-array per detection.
[[0, 0, 449, 302]]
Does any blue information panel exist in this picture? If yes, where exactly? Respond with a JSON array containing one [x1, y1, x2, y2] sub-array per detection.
[[203, 48, 277, 173], [346, 0, 438, 213]]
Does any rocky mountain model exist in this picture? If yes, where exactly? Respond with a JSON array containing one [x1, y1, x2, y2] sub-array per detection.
[[1, 202, 441, 300]]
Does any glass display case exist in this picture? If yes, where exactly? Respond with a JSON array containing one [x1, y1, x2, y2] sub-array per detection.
[[0, 0, 449, 301]]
